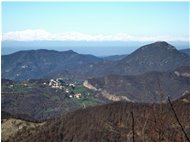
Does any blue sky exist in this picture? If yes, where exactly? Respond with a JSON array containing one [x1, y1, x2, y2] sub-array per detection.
[[2, 2, 189, 40], [1, 2, 189, 55]]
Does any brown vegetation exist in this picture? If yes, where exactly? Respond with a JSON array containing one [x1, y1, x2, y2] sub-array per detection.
[[11, 93, 190, 142]]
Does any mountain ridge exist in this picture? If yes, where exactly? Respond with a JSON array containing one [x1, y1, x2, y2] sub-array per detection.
[[2, 41, 190, 81], [2, 49, 102, 80], [180, 48, 190, 56], [68, 41, 190, 80]]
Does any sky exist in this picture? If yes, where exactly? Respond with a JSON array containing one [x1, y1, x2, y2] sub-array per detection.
[[2, 2, 189, 41], [1, 2, 190, 55]]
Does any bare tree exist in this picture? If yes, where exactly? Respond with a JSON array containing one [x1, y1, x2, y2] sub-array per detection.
[[168, 97, 190, 142], [131, 111, 135, 142]]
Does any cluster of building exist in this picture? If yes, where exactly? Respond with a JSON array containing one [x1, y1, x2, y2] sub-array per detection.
[[68, 93, 82, 99], [49, 78, 75, 89], [48, 78, 82, 99]]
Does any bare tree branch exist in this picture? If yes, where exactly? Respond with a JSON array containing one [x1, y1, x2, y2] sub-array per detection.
[[168, 97, 190, 142], [131, 111, 135, 142]]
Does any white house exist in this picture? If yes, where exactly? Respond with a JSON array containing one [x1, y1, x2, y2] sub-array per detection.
[[74, 93, 82, 99]]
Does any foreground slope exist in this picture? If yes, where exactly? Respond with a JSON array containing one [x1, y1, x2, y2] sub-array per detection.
[[13, 93, 190, 142], [1, 111, 45, 142]]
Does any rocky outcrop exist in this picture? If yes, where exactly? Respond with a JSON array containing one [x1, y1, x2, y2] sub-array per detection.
[[83, 80, 132, 102], [174, 71, 190, 77], [100, 90, 132, 102], [83, 80, 98, 91]]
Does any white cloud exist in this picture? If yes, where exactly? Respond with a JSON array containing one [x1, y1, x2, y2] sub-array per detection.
[[2, 29, 189, 42]]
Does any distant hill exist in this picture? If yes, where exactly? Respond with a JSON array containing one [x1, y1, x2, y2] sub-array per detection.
[[13, 93, 190, 142], [2, 49, 102, 80], [70, 41, 190, 80], [2, 41, 190, 81], [180, 48, 190, 56], [113, 41, 190, 75], [84, 66, 190, 103]]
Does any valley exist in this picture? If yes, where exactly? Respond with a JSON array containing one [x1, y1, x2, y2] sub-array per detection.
[[84, 66, 190, 103]]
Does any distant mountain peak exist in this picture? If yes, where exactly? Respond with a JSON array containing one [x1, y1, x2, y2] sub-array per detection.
[[118, 41, 190, 75], [148, 41, 172, 47], [139, 41, 176, 51], [154, 41, 170, 46], [63, 50, 78, 54]]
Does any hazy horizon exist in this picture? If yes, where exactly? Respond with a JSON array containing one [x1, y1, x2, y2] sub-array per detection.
[[2, 2, 189, 56], [1, 40, 189, 56]]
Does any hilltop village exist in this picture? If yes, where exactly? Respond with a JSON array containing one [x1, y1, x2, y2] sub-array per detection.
[[2, 78, 93, 101], [48, 78, 83, 99]]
